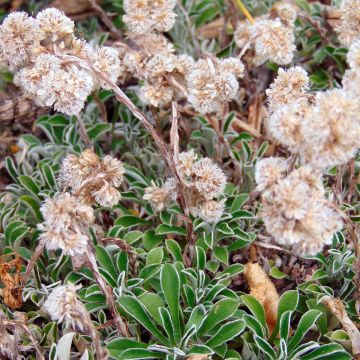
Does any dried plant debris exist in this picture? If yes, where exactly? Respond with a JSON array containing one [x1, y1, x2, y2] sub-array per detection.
[[0, 0, 359, 359]]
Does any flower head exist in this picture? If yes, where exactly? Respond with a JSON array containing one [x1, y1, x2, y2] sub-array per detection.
[[336, 0, 360, 46], [193, 158, 227, 200], [43, 283, 91, 332], [255, 157, 287, 192], [38, 193, 94, 256], [0, 11, 39, 70]]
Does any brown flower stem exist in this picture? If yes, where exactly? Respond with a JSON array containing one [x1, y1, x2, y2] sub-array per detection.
[[21, 241, 45, 287], [347, 159, 356, 204], [206, 113, 243, 183], [85, 247, 131, 337], [3, 319, 45, 360], [87, 0, 122, 40], [76, 114, 93, 148], [92, 91, 108, 122], [58, 55, 198, 256]]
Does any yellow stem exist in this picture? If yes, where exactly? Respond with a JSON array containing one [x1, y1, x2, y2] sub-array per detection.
[[233, 0, 255, 24]]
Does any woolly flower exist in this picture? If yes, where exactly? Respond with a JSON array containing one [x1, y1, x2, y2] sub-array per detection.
[[0, 11, 39, 70], [143, 178, 177, 211], [193, 158, 227, 200], [336, 0, 360, 46], [43, 283, 91, 332], [123, 0, 176, 35], [91, 46, 123, 89], [267, 100, 309, 153], [273, 2, 297, 26], [177, 150, 197, 177], [251, 19, 296, 65], [255, 157, 287, 192], [36, 8, 74, 43], [220, 58, 245, 78], [142, 82, 174, 107], [266, 67, 309, 111], [346, 39, 360, 70], [186, 58, 243, 114], [301, 89, 360, 168], [15, 54, 94, 116], [59, 150, 125, 207], [342, 69, 360, 97], [38, 193, 94, 256], [234, 20, 252, 49], [191, 199, 225, 223], [261, 167, 342, 255]]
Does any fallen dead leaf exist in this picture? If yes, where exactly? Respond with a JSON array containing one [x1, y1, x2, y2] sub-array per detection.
[[321, 296, 360, 359], [244, 262, 280, 334], [0, 255, 23, 309], [186, 355, 208, 360]]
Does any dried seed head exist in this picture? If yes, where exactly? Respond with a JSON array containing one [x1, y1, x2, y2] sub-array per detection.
[[43, 283, 92, 332], [36, 8, 74, 43], [191, 199, 225, 223], [260, 167, 342, 255], [143, 178, 177, 211], [347, 39, 360, 70], [0, 11, 40, 70], [38, 193, 94, 256], [266, 66, 309, 111], [91, 46, 124, 89], [273, 2, 297, 26], [193, 158, 227, 200], [123, 0, 176, 35], [142, 82, 174, 107], [252, 19, 296, 65], [301, 89, 360, 168], [177, 150, 197, 177], [59, 150, 125, 207], [255, 157, 288, 192], [336, 0, 360, 46]]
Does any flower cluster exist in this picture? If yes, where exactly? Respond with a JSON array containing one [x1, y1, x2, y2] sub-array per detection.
[[59, 149, 125, 207], [123, 0, 176, 35], [0, 9, 123, 116], [266, 65, 360, 169], [38, 193, 94, 256], [234, 3, 297, 65], [186, 57, 244, 114], [143, 150, 227, 223], [43, 283, 92, 332], [336, 0, 360, 46], [255, 162, 342, 255]]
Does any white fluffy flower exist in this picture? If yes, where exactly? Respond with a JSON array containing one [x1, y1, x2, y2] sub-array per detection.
[[193, 158, 227, 200]]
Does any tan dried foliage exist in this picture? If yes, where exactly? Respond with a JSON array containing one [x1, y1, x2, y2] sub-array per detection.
[[244, 262, 280, 333], [0, 255, 23, 309], [321, 296, 360, 358]]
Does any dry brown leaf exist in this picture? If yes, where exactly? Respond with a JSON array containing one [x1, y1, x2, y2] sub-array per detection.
[[244, 262, 280, 334], [50, 0, 99, 19], [196, 18, 225, 39], [0, 255, 23, 309], [186, 355, 208, 360], [321, 296, 360, 358]]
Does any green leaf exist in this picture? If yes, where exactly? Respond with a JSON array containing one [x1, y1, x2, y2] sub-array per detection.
[[87, 123, 111, 140], [123, 231, 143, 244], [279, 310, 292, 342], [118, 295, 169, 346], [242, 295, 267, 332], [137, 293, 164, 325], [115, 215, 147, 228], [155, 224, 186, 236], [300, 343, 351, 360], [213, 247, 228, 265], [146, 247, 164, 266], [254, 335, 276, 360], [270, 290, 299, 340], [107, 339, 147, 358], [160, 264, 181, 343], [159, 307, 176, 345], [288, 309, 322, 353], [95, 245, 117, 282], [206, 319, 245, 349], [165, 239, 183, 262], [195, 246, 206, 269], [198, 298, 239, 337], [269, 266, 288, 279], [19, 175, 40, 197], [20, 195, 42, 221], [5, 156, 18, 182], [118, 348, 165, 360]]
